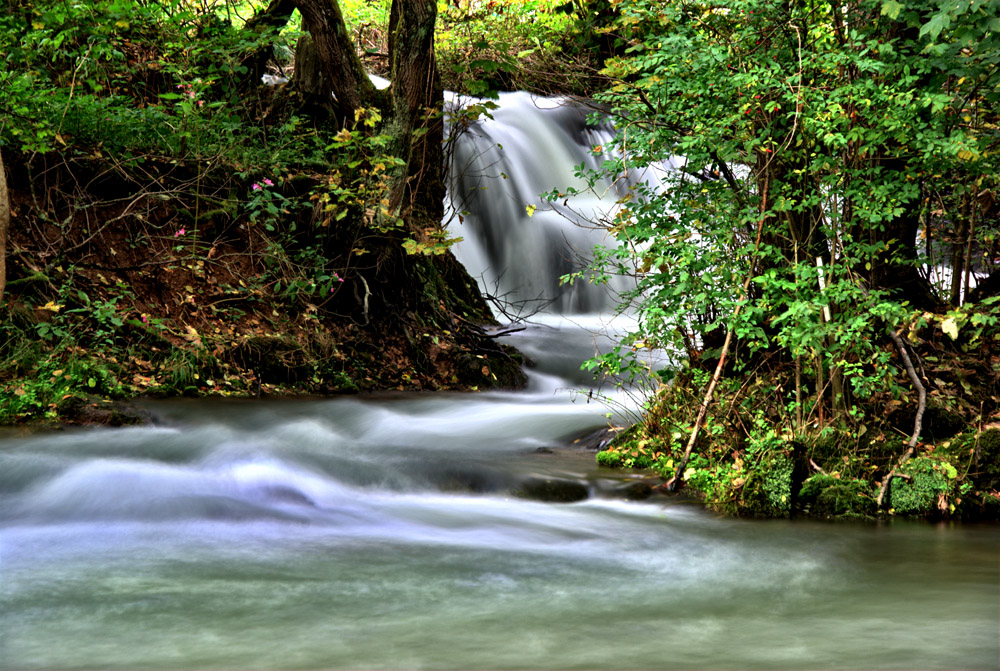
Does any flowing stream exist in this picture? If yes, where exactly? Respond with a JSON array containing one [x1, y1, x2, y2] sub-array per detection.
[[2, 93, 999, 670]]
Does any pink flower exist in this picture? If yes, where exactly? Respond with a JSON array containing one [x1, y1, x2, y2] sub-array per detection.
[[263, 178, 274, 187], [252, 183, 261, 191], [174, 228, 186, 237]]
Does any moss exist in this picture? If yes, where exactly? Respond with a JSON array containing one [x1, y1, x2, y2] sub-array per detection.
[[977, 429, 1000, 488], [890, 456, 956, 516], [608, 423, 644, 449], [596, 450, 624, 468], [798, 475, 875, 518], [739, 453, 794, 517]]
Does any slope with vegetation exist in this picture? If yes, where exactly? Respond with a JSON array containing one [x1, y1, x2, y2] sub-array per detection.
[[567, 0, 1000, 520], [0, 0, 603, 424]]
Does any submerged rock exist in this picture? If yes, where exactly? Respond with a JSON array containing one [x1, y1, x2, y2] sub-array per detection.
[[515, 476, 589, 503], [57, 395, 152, 427]]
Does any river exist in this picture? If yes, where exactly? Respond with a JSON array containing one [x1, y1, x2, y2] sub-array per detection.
[[1, 92, 998, 670]]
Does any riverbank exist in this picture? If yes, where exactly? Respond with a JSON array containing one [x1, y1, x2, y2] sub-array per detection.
[[0, 158, 527, 428], [594, 353, 1000, 522]]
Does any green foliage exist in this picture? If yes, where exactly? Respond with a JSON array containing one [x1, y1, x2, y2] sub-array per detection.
[[799, 475, 875, 518], [0, 350, 127, 423], [436, 0, 601, 95], [580, 0, 996, 381], [557, 0, 1000, 512], [890, 456, 957, 515], [738, 453, 794, 517]]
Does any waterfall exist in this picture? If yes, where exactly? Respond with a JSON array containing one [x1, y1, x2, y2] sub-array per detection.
[[446, 92, 667, 316]]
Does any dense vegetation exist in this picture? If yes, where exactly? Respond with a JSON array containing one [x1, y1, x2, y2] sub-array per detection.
[[570, 0, 1000, 519], [0, 0, 600, 425], [2, 0, 999, 521]]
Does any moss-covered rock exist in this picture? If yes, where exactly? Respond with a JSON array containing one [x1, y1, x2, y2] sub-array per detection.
[[57, 395, 152, 427], [797, 475, 875, 519], [738, 453, 794, 517], [596, 450, 624, 468], [890, 456, 957, 516]]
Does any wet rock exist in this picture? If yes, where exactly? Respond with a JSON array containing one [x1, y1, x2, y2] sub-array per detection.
[[57, 395, 153, 427], [515, 477, 589, 503], [571, 426, 624, 451], [617, 481, 654, 501], [435, 468, 508, 494]]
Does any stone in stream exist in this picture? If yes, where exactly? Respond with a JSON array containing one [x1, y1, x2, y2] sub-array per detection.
[[57, 395, 153, 427], [515, 476, 589, 503], [616, 481, 654, 501]]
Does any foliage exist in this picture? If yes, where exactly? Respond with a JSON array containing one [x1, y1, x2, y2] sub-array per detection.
[[557, 0, 1000, 515], [435, 0, 606, 95], [0, 0, 549, 425], [890, 456, 957, 515], [0, 343, 128, 423], [798, 475, 876, 518]]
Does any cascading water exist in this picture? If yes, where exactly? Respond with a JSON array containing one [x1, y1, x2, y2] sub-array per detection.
[[1, 93, 998, 671], [446, 91, 678, 316]]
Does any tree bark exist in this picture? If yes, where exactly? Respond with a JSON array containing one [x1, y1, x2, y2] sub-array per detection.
[[850, 190, 944, 312], [285, 0, 441, 225], [290, 0, 383, 117], [386, 0, 443, 221], [240, 0, 297, 87], [0, 147, 8, 306]]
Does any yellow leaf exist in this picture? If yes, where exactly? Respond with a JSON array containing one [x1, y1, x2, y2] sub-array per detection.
[[183, 324, 203, 346], [941, 317, 959, 340]]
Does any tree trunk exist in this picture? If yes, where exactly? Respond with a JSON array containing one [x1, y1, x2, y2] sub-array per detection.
[[239, 0, 297, 88], [0, 147, 8, 306], [291, 0, 384, 118], [288, 0, 441, 226], [849, 161, 944, 313], [385, 0, 443, 222]]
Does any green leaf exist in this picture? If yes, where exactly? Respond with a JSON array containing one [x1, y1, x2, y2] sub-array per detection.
[[880, 0, 904, 19], [920, 14, 951, 40]]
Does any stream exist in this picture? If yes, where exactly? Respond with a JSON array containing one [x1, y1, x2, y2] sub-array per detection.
[[2, 92, 998, 670]]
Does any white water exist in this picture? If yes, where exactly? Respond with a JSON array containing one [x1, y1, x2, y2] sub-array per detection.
[[1, 94, 998, 670]]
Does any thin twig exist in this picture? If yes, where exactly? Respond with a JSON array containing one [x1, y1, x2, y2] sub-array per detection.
[[875, 327, 927, 507], [665, 176, 769, 492]]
